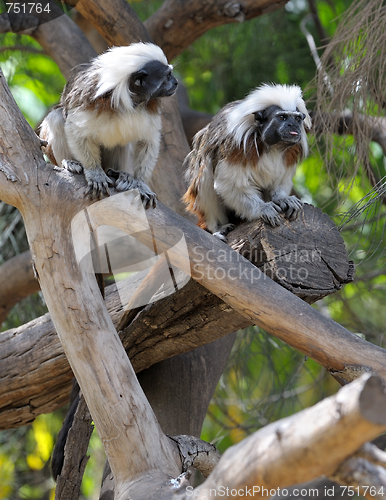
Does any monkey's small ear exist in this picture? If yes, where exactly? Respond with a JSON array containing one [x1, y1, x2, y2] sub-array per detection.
[[132, 69, 148, 87], [295, 108, 306, 121], [253, 110, 266, 123]]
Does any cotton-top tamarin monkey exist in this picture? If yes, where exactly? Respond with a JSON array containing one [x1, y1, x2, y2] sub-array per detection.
[[183, 84, 312, 239], [40, 42, 178, 206]]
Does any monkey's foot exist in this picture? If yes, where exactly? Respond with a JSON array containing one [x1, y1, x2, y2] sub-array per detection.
[[84, 168, 113, 198], [273, 196, 303, 220], [213, 224, 235, 242], [259, 201, 283, 227], [61, 159, 84, 175], [62, 160, 112, 197], [107, 170, 157, 209], [135, 180, 157, 209]]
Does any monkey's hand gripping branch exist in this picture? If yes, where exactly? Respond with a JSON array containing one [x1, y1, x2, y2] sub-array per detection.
[[107, 168, 157, 209], [62, 159, 113, 198], [272, 195, 304, 220], [61, 160, 157, 208]]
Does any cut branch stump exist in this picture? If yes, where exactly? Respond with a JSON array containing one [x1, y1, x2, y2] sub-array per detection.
[[227, 203, 355, 304]]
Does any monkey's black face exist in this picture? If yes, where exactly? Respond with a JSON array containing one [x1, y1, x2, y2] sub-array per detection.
[[254, 105, 305, 147], [129, 60, 178, 104]]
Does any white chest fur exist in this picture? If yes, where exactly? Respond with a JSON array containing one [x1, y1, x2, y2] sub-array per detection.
[[215, 148, 294, 194], [249, 148, 289, 190], [67, 107, 162, 149]]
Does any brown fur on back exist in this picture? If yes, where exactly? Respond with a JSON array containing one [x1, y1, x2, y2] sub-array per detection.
[[39, 120, 58, 165], [41, 142, 58, 166], [219, 135, 262, 168], [91, 92, 114, 116], [182, 184, 208, 229]]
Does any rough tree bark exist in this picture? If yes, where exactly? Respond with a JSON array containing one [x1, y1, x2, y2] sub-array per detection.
[[227, 203, 355, 304], [145, 0, 288, 60]]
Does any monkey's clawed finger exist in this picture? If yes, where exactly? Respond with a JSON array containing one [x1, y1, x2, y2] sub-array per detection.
[[108, 170, 135, 192], [136, 182, 157, 209], [140, 192, 157, 209], [273, 196, 303, 221], [107, 170, 157, 209], [285, 206, 302, 220], [260, 202, 283, 227], [86, 181, 111, 199], [84, 169, 114, 199], [62, 159, 84, 174]]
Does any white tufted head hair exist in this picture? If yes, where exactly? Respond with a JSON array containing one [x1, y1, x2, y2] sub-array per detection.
[[92, 43, 171, 110], [227, 84, 312, 154]]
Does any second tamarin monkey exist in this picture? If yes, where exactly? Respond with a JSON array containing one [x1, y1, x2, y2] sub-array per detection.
[[40, 42, 178, 206], [183, 84, 312, 239]]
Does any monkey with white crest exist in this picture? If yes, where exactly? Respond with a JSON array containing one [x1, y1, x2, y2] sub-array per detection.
[[183, 84, 312, 239], [40, 42, 178, 206]]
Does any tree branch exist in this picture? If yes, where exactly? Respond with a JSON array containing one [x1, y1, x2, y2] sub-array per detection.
[[86, 192, 386, 381], [0, 73, 185, 497], [70, 0, 151, 46], [55, 393, 94, 499], [65, 0, 289, 62], [188, 374, 386, 499], [145, 0, 289, 61], [312, 111, 386, 156], [0, 272, 248, 429], [332, 457, 386, 499], [169, 435, 220, 478], [331, 442, 386, 496], [0, 45, 45, 55]]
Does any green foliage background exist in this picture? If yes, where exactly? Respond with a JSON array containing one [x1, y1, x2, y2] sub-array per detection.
[[1, 0, 385, 498]]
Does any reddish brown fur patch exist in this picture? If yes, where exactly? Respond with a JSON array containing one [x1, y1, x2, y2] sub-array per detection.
[[182, 184, 208, 230], [92, 93, 114, 116], [39, 124, 58, 165], [85, 94, 160, 116], [146, 99, 161, 114], [219, 135, 262, 168], [284, 144, 303, 168], [42, 144, 58, 166]]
